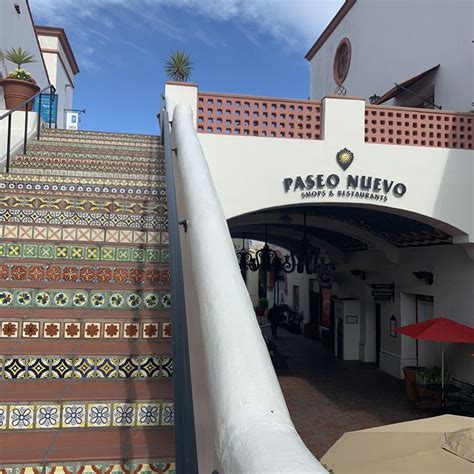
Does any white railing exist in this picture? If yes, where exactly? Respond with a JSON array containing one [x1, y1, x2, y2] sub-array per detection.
[[169, 104, 326, 473]]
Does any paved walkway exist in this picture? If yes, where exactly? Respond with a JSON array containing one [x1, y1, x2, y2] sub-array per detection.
[[262, 326, 426, 459]]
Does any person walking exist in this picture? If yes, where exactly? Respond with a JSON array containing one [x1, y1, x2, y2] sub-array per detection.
[[268, 303, 281, 338]]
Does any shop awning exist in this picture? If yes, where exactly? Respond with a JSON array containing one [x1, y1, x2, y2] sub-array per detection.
[[375, 64, 440, 105]]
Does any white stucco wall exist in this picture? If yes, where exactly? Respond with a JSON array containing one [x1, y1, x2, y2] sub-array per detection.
[[198, 98, 474, 241], [37, 34, 75, 128], [0, 0, 49, 108], [309, 0, 473, 112]]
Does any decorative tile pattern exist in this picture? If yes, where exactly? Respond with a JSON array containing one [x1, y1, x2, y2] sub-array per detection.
[[0, 400, 172, 430], [0, 225, 165, 244], [0, 461, 176, 473], [0, 242, 168, 262], [1, 356, 172, 379], [0, 195, 165, 215], [0, 289, 170, 310], [0, 263, 168, 286], [0, 209, 166, 229]]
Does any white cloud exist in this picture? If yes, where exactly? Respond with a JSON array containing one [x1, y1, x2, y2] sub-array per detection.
[[29, 0, 343, 50]]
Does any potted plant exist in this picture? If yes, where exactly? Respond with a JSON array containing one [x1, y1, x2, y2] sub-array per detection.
[[0, 47, 40, 110], [255, 297, 268, 316]]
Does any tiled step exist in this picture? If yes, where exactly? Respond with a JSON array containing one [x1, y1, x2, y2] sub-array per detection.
[[42, 128, 159, 142], [12, 149, 163, 164], [38, 135, 161, 149], [12, 154, 164, 175], [0, 429, 175, 464], [0, 378, 173, 402], [9, 166, 160, 181], [30, 140, 161, 154]]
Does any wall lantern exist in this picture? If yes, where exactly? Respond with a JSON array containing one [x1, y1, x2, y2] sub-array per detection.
[[413, 271, 433, 285], [14, 3, 21, 14], [350, 269, 366, 280]]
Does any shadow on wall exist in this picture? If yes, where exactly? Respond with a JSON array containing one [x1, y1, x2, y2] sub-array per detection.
[[0, 110, 38, 171]]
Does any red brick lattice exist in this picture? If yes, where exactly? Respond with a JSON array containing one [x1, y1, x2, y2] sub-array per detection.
[[197, 93, 322, 139], [365, 106, 473, 149]]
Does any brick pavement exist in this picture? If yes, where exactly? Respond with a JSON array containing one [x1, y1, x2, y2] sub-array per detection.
[[263, 327, 427, 458]]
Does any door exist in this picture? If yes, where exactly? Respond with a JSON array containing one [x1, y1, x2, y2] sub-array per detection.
[[375, 303, 381, 368], [416, 297, 434, 366]]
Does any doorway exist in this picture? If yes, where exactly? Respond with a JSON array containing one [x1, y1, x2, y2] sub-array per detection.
[[375, 303, 381, 368], [416, 296, 434, 366]]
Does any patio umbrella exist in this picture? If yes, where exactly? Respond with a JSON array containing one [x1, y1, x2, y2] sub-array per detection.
[[321, 415, 474, 473], [396, 317, 474, 399]]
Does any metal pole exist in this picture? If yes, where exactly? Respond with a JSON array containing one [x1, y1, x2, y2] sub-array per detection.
[[23, 103, 29, 154], [6, 114, 12, 173], [441, 342, 445, 404], [37, 94, 42, 139]]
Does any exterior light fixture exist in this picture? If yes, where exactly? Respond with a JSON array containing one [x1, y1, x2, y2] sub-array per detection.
[[413, 271, 433, 285], [369, 94, 380, 104], [14, 3, 21, 14], [351, 269, 366, 280]]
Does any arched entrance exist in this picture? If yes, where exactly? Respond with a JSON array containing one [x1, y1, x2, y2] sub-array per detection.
[[229, 203, 469, 375]]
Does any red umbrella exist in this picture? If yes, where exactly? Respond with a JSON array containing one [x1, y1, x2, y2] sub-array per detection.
[[396, 317, 474, 399]]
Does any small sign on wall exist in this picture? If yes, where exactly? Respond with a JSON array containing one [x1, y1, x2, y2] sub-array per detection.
[[66, 111, 79, 130]]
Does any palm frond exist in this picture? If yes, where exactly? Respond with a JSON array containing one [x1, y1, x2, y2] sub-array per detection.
[[164, 50, 193, 82], [3, 47, 36, 69]]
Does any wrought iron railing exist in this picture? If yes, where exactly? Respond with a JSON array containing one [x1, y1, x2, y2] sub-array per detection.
[[0, 84, 56, 173], [159, 107, 198, 473]]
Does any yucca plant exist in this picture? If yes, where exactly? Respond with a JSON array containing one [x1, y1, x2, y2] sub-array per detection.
[[0, 47, 36, 82], [164, 50, 193, 82]]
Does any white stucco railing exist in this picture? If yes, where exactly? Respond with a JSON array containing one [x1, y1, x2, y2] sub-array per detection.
[[170, 104, 326, 473]]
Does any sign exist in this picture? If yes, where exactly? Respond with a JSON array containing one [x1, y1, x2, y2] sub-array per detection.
[[282, 148, 407, 203], [371, 282, 395, 302], [33, 93, 58, 125], [66, 111, 80, 130]]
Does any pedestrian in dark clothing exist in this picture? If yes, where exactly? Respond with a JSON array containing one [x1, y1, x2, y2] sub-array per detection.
[[268, 303, 281, 337]]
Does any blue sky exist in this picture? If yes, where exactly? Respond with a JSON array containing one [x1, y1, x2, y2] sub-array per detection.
[[30, 0, 343, 134]]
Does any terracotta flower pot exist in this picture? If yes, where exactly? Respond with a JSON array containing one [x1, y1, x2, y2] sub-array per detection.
[[1, 78, 40, 111]]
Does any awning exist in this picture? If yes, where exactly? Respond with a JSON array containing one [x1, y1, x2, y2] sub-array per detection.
[[375, 64, 440, 105]]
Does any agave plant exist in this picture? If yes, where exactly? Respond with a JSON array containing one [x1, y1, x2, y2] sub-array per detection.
[[164, 50, 193, 82], [0, 47, 36, 82]]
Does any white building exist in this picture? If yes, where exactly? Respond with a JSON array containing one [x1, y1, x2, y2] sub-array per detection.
[[306, 0, 473, 112], [0, 0, 79, 128]]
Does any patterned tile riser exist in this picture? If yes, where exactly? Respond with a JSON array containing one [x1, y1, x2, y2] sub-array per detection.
[[12, 158, 164, 174], [42, 128, 158, 139], [37, 137, 162, 149], [0, 264, 169, 286], [16, 150, 164, 164], [1, 173, 164, 187], [0, 400, 173, 430], [1, 180, 166, 200], [0, 289, 171, 310], [0, 320, 171, 340], [0, 355, 172, 379], [0, 196, 166, 215], [28, 143, 160, 157], [0, 242, 169, 263], [0, 209, 167, 229], [0, 226, 166, 245], [0, 461, 176, 473]]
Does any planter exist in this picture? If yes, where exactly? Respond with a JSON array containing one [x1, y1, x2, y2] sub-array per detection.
[[1, 78, 40, 110], [255, 307, 265, 317], [403, 366, 427, 401]]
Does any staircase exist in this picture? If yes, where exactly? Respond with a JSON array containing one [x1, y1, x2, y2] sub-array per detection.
[[0, 129, 175, 472]]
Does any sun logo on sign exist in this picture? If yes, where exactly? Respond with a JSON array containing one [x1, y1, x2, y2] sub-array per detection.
[[336, 148, 354, 171]]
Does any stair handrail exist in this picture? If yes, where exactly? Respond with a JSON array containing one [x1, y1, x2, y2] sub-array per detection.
[[0, 84, 56, 173], [168, 103, 327, 473], [159, 107, 199, 473]]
